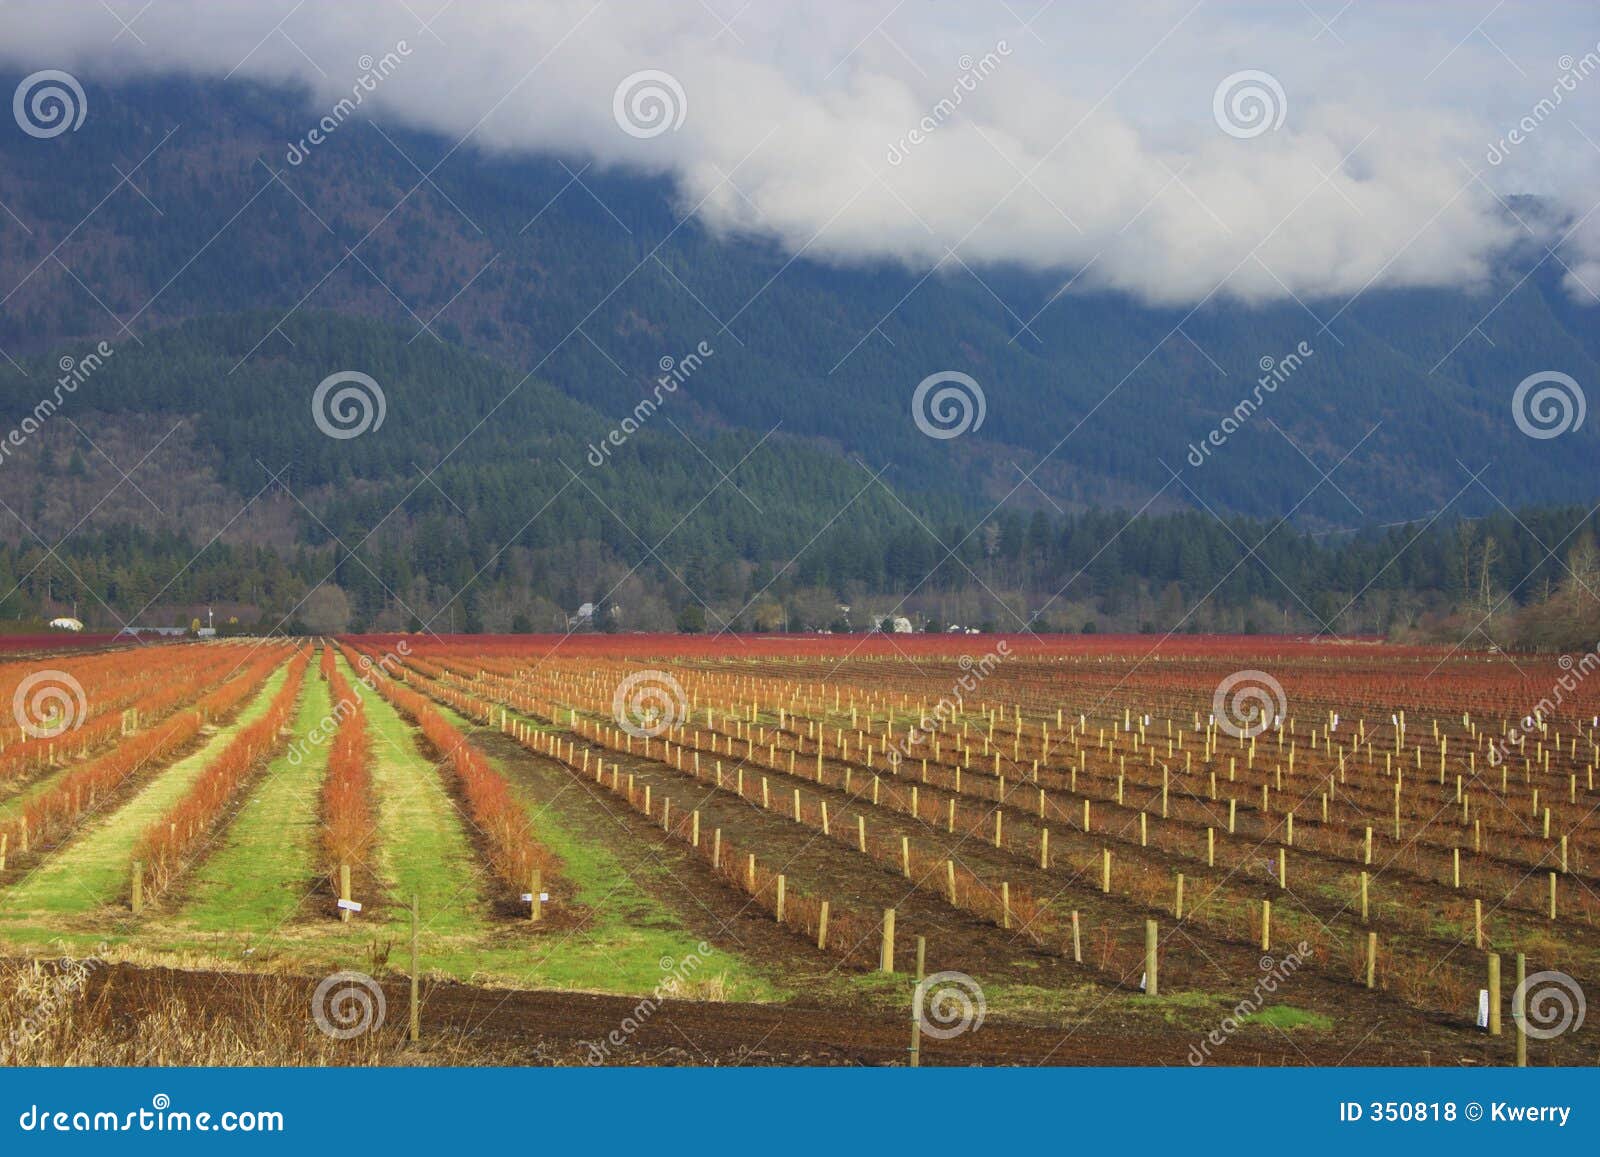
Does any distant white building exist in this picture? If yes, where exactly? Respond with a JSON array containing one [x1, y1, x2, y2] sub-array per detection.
[[48, 616, 83, 632]]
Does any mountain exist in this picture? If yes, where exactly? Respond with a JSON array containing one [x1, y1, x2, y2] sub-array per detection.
[[1, 73, 1597, 635]]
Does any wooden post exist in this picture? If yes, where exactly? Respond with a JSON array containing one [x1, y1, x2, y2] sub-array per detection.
[[910, 936, 926, 1068], [529, 869, 542, 922], [1001, 882, 1012, 930], [691, 810, 700, 847], [901, 835, 911, 878], [0, 832, 7, 873], [946, 859, 957, 905], [339, 862, 351, 924], [1548, 871, 1557, 920], [409, 893, 420, 1043], [1039, 827, 1049, 870], [1474, 898, 1483, 949], [746, 853, 756, 892], [1206, 827, 1214, 867], [712, 828, 722, 869], [1487, 952, 1501, 1037], [1514, 952, 1527, 1067], [880, 908, 896, 973], [1260, 899, 1271, 951], [817, 900, 830, 950], [130, 861, 143, 914], [857, 815, 867, 854], [1175, 872, 1185, 919], [1101, 848, 1111, 893], [1071, 909, 1082, 963], [775, 874, 786, 923], [1144, 919, 1159, 997], [1359, 870, 1369, 923], [1365, 931, 1377, 990]]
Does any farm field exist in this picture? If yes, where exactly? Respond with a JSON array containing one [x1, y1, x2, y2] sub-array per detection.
[[1, 633, 1596, 1066]]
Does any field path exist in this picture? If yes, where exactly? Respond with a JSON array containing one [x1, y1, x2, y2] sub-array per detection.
[[179, 666, 332, 932], [0, 664, 290, 918], [355, 658, 488, 938]]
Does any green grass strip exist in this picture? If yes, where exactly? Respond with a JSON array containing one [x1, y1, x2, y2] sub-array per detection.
[[179, 669, 332, 932], [0, 664, 290, 917], [352, 659, 487, 937], [427, 701, 786, 999]]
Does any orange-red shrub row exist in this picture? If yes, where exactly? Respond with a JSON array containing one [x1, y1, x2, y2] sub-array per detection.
[[320, 648, 375, 886], [134, 647, 310, 900], [343, 643, 551, 893], [2, 647, 289, 854], [0, 645, 264, 779]]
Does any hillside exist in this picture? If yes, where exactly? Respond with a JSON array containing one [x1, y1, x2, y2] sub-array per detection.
[[1, 74, 1598, 635], [2, 74, 1597, 526]]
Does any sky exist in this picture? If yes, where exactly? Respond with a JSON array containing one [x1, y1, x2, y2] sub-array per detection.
[[3, 0, 1600, 307]]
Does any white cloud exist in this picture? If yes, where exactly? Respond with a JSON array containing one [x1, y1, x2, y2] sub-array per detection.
[[4, 0, 1599, 306]]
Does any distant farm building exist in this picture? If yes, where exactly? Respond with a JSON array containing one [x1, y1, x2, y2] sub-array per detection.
[[48, 616, 84, 632]]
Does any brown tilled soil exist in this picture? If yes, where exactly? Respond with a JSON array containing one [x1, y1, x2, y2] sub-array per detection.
[[8, 714, 1589, 1067], [65, 960, 1546, 1067]]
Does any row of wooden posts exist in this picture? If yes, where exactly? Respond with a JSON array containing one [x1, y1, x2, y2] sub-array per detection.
[[418, 674, 1566, 1062]]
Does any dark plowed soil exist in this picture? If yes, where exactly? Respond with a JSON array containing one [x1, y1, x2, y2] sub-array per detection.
[[487, 725, 1110, 987], [448, 726, 1592, 1067], [73, 961, 1535, 1067]]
